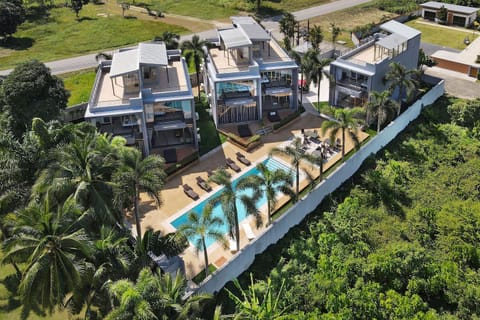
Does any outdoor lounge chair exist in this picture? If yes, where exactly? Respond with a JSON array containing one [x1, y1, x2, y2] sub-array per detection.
[[183, 184, 199, 200], [236, 152, 251, 166], [242, 223, 256, 241], [226, 158, 241, 173], [229, 238, 238, 253], [196, 176, 212, 192], [267, 111, 281, 122]]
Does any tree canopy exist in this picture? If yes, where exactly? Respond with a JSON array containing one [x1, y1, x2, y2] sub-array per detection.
[[0, 0, 25, 39]]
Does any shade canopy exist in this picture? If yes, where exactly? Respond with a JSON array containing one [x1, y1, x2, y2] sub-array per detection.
[[110, 42, 168, 77], [219, 28, 252, 49], [377, 33, 407, 50]]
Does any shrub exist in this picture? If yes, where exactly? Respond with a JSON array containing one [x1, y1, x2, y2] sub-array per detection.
[[165, 151, 199, 175], [447, 99, 480, 128], [436, 6, 448, 22], [224, 132, 262, 151]]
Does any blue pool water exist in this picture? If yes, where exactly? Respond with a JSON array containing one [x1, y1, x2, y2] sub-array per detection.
[[171, 157, 292, 249], [217, 82, 251, 93]]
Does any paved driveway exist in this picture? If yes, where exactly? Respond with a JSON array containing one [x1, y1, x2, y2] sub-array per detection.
[[425, 67, 480, 99], [421, 42, 460, 56]]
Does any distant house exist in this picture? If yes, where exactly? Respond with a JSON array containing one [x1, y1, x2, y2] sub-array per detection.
[[328, 21, 421, 108], [85, 42, 198, 161], [432, 37, 480, 78], [203, 16, 299, 127], [420, 1, 479, 27]]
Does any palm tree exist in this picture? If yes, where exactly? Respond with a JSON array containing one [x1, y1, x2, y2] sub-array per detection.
[[178, 203, 226, 277], [330, 22, 341, 56], [279, 13, 297, 44], [237, 163, 293, 226], [3, 196, 92, 315], [270, 137, 312, 200], [226, 274, 287, 320], [288, 50, 305, 104], [154, 31, 180, 49], [113, 147, 165, 239], [309, 56, 331, 105], [106, 268, 212, 319], [366, 90, 399, 132], [33, 131, 122, 226], [181, 35, 209, 100], [209, 168, 261, 251], [309, 25, 323, 50], [321, 107, 365, 160], [385, 62, 417, 115]]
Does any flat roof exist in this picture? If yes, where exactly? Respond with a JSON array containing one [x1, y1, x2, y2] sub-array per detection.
[[432, 36, 480, 67], [377, 33, 407, 50], [421, 1, 479, 14], [232, 16, 271, 41], [219, 28, 252, 49], [110, 42, 169, 77], [380, 20, 421, 40]]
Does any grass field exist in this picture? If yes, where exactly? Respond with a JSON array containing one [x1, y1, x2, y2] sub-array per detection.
[[60, 69, 96, 106], [0, 0, 190, 69], [306, 2, 396, 47], [406, 19, 478, 50]]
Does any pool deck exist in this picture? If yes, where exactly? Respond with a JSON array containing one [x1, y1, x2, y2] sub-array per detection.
[[135, 112, 369, 280]]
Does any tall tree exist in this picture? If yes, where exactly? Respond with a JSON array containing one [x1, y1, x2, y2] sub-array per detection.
[[181, 35, 209, 100], [305, 51, 330, 105], [113, 147, 165, 238], [154, 31, 180, 49], [270, 137, 312, 199], [237, 163, 293, 226], [178, 203, 227, 277], [279, 13, 297, 44], [366, 90, 399, 132], [3, 196, 92, 316], [0, 0, 25, 40], [309, 25, 323, 50], [209, 168, 261, 251], [330, 22, 341, 55], [384, 62, 416, 114], [321, 107, 364, 159], [106, 268, 212, 319], [1, 60, 69, 137]]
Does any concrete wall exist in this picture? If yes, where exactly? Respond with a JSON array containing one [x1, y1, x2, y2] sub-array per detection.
[[193, 78, 445, 295]]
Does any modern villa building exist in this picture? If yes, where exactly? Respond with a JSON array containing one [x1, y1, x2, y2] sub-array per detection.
[[328, 20, 421, 107], [204, 16, 299, 127], [85, 42, 197, 162], [420, 1, 479, 27]]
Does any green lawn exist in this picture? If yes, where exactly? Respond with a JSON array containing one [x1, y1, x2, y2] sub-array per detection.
[[0, 1, 187, 69], [60, 69, 96, 106], [406, 19, 478, 50], [195, 97, 226, 155]]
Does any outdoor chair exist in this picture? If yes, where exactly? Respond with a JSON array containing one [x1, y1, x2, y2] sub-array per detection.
[[226, 158, 241, 173], [196, 176, 212, 192], [242, 223, 256, 241], [183, 184, 199, 200], [236, 152, 251, 166]]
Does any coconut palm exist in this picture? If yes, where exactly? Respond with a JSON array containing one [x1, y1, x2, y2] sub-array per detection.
[[237, 163, 293, 226], [209, 168, 261, 251], [330, 22, 341, 55], [3, 196, 92, 315], [309, 25, 323, 50], [154, 31, 180, 49], [309, 55, 331, 105], [288, 50, 305, 104], [178, 203, 227, 278], [33, 131, 122, 226], [270, 137, 313, 200], [279, 13, 297, 44], [321, 107, 365, 160], [385, 62, 417, 114], [113, 147, 165, 239], [106, 268, 212, 320], [366, 90, 399, 132], [181, 35, 210, 100]]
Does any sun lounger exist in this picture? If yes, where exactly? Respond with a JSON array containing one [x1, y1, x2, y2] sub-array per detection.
[[226, 158, 241, 173], [235, 152, 251, 166], [196, 176, 212, 192], [242, 223, 256, 240], [229, 238, 238, 253], [183, 184, 199, 200]]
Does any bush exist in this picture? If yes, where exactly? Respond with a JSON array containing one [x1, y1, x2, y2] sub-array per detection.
[[447, 99, 480, 128], [376, 0, 418, 14], [436, 6, 448, 22], [164, 151, 199, 175], [224, 132, 262, 151]]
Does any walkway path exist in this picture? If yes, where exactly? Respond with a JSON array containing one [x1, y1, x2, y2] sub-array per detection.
[[0, 0, 370, 76]]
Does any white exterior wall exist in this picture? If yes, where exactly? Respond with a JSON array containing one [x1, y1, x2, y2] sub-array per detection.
[[193, 79, 445, 295]]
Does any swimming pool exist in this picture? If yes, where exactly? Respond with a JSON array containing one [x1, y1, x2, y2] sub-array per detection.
[[217, 82, 252, 93], [171, 157, 293, 249]]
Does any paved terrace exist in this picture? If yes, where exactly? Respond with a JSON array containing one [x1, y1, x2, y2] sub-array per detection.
[[135, 114, 369, 280], [94, 60, 188, 107]]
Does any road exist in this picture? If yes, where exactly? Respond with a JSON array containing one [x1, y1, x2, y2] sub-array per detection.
[[0, 0, 371, 76]]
